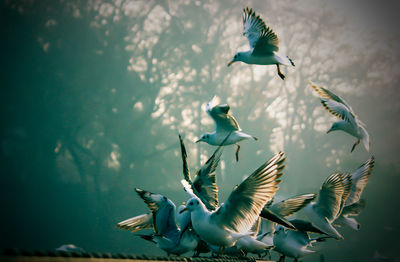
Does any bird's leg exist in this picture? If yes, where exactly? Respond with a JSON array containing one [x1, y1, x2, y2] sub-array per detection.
[[239, 249, 246, 257], [277, 64, 285, 80], [265, 251, 271, 260], [351, 139, 360, 152], [217, 246, 222, 257], [235, 144, 241, 162], [278, 255, 285, 262]]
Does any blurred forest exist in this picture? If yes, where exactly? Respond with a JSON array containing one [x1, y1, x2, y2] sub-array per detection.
[[1, 0, 400, 261]]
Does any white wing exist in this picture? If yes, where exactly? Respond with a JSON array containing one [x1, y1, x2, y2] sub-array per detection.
[[116, 213, 153, 232], [135, 188, 178, 235], [243, 7, 279, 54], [211, 152, 286, 233], [270, 193, 316, 218], [320, 98, 357, 127], [206, 96, 240, 132], [314, 172, 352, 221], [345, 157, 375, 206], [310, 81, 353, 112]]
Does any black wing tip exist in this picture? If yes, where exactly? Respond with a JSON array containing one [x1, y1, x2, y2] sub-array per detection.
[[135, 187, 150, 198]]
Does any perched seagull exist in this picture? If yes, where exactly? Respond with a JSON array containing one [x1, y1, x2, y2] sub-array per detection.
[[304, 172, 352, 240], [273, 224, 326, 262], [228, 7, 295, 80], [196, 96, 258, 161], [334, 156, 375, 230], [116, 188, 198, 256], [235, 217, 274, 257], [180, 152, 286, 255], [310, 81, 370, 152], [182, 135, 275, 257]]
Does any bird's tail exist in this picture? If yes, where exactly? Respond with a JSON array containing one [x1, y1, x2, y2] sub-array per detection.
[[360, 126, 370, 152], [287, 56, 295, 66], [136, 234, 157, 244], [343, 217, 360, 231]]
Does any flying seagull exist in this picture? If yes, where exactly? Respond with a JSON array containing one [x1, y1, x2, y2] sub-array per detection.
[[196, 96, 258, 161], [304, 172, 352, 240], [180, 152, 286, 255], [228, 7, 295, 80], [260, 193, 316, 232], [310, 81, 370, 152], [334, 156, 375, 230]]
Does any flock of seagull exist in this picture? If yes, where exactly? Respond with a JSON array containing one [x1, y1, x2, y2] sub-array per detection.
[[116, 7, 375, 262]]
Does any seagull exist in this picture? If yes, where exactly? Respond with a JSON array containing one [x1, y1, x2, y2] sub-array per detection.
[[304, 172, 352, 240], [234, 217, 274, 257], [273, 224, 326, 262], [248, 193, 316, 259], [334, 156, 375, 230], [227, 7, 295, 80], [180, 152, 286, 255], [116, 188, 198, 256], [196, 96, 258, 161], [259, 193, 316, 234], [310, 81, 370, 152]]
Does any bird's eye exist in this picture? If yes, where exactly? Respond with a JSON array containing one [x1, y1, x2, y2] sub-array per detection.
[[234, 55, 237, 58], [189, 202, 193, 206]]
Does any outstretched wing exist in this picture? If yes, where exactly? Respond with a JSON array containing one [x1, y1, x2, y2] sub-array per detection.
[[341, 199, 366, 217], [345, 157, 375, 206], [179, 134, 225, 211], [259, 207, 296, 230], [289, 219, 327, 235], [206, 96, 240, 132], [192, 146, 222, 211], [211, 152, 286, 233], [320, 98, 357, 126], [135, 188, 178, 235], [243, 7, 279, 54], [270, 193, 317, 218], [310, 81, 353, 112], [116, 213, 153, 233], [314, 172, 350, 221]]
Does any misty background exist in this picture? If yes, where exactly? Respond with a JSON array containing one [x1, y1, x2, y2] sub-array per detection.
[[1, 0, 400, 261]]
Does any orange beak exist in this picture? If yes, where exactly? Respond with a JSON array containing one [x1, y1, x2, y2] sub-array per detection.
[[179, 207, 188, 214], [227, 60, 234, 67]]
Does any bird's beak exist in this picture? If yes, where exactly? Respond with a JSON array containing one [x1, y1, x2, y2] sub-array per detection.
[[227, 60, 234, 67], [195, 139, 201, 143], [179, 208, 188, 214], [326, 129, 331, 134]]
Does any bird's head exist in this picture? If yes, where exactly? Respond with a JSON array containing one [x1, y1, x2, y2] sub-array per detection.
[[275, 225, 286, 235], [327, 122, 340, 133], [227, 52, 243, 66], [179, 198, 201, 213], [195, 133, 211, 143]]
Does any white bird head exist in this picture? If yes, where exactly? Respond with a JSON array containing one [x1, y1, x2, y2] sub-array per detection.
[[196, 133, 212, 143], [275, 225, 286, 235], [227, 52, 245, 66], [180, 197, 202, 213]]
